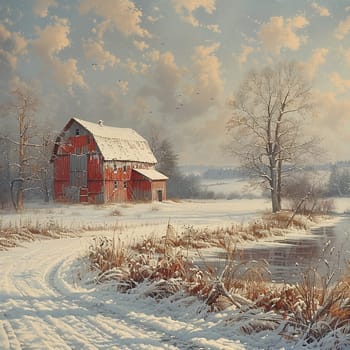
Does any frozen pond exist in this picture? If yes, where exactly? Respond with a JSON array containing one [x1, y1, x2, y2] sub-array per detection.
[[211, 215, 350, 284]]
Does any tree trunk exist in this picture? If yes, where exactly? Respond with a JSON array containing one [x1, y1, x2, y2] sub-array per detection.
[[277, 158, 282, 210], [18, 111, 25, 212], [17, 183, 24, 212], [270, 166, 280, 213]]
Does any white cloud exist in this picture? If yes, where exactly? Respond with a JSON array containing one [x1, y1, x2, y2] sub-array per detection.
[[32, 18, 86, 89], [192, 43, 222, 93], [80, 0, 150, 38], [238, 45, 254, 65], [147, 15, 162, 23], [310, 91, 350, 161], [139, 51, 183, 114], [340, 46, 350, 66], [299, 48, 328, 80], [92, 20, 111, 40], [330, 72, 350, 93], [335, 16, 350, 40], [51, 58, 86, 91], [125, 58, 138, 74], [147, 49, 160, 62], [117, 80, 129, 95], [184, 42, 223, 115], [139, 63, 150, 75], [32, 17, 70, 58], [311, 2, 330, 17], [33, 0, 57, 18], [259, 15, 309, 54], [8, 75, 38, 93], [206, 24, 221, 33], [0, 23, 28, 70], [83, 39, 119, 70], [172, 0, 216, 27], [133, 40, 149, 51]]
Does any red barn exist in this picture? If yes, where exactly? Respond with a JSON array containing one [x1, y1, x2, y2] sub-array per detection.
[[51, 117, 167, 203]]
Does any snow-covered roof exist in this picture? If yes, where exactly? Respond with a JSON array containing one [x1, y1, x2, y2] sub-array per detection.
[[73, 118, 157, 163], [133, 168, 168, 180]]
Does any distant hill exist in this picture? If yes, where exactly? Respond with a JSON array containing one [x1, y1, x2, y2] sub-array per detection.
[[180, 161, 350, 180]]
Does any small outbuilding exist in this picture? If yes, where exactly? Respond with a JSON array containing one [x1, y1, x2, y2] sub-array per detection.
[[51, 117, 167, 203]]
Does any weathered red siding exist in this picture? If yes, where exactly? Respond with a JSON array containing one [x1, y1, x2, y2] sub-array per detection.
[[53, 154, 69, 200], [129, 170, 152, 201], [151, 180, 167, 201], [104, 163, 132, 202], [87, 153, 104, 203], [52, 118, 166, 204]]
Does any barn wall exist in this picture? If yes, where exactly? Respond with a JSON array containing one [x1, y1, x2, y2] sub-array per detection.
[[53, 119, 166, 204], [104, 162, 133, 202], [53, 154, 69, 201], [87, 154, 104, 203], [53, 125, 105, 203], [129, 171, 152, 201], [151, 180, 167, 201]]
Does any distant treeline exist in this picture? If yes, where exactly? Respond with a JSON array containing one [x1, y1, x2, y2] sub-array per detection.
[[201, 168, 246, 179]]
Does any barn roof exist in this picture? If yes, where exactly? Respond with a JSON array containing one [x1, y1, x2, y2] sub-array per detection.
[[71, 118, 157, 163], [133, 168, 168, 180]]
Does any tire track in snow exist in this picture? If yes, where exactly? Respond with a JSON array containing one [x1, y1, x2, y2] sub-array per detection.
[[0, 239, 199, 349], [0, 237, 243, 349]]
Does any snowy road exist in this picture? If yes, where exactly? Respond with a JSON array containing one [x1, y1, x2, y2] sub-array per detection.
[[0, 236, 250, 350]]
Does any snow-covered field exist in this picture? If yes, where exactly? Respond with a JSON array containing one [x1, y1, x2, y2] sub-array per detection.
[[0, 198, 349, 349], [200, 178, 263, 197]]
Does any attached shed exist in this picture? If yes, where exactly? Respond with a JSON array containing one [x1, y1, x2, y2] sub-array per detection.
[[51, 117, 167, 203], [130, 168, 168, 202]]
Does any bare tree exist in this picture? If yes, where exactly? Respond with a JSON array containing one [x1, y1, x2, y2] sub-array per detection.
[[32, 131, 55, 203], [226, 62, 318, 212], [0, 138, 12, 208], [147, 127, 179, 178], [1, 88, 40, 211]]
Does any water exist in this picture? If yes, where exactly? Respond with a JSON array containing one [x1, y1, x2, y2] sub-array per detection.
[[213, 215, 350, 284]]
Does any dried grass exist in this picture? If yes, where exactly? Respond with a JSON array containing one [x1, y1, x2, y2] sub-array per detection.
[[0, 219, 77, 250], [84, 212, 350, 347]]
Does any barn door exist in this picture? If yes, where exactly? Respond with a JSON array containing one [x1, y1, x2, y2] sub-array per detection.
[[69, 154, 87, 187]]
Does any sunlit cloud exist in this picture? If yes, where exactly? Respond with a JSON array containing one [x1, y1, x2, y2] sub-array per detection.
[[311, 2, 330, 17], [330, 72, 350, 93], [207, 24, 221, 33], [133, 40, 149, 51], [299, 48, 328, 80], [0, 23, 28, 70], [33, 0, 57, 18], [238, 45, 255, 65], [335, 16, 350, 40], [125, 58, 138, 74], [310, 90, 350, 160], [259, 15, 309, 54], [340, 46, 350, 66], [147, 49, 160, 62], [32, 17, 86, 89], [139, 51, 183, 114], [84, 39, 119, 70], [117, 80, 129, 95], [80, 0, 150, 38], [172, 0, 216, 27]]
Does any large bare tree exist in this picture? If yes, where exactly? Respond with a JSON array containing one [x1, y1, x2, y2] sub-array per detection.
[[226, 62, 318, 212], [1, 88, 40, 211]]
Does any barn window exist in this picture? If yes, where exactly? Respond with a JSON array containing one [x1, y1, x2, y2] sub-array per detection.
[[75, 128, 80, 136], [123, 181, 127, 189], [123, 165, 127, 172], [114, 163, 117, 172], [114, 180, 118, 189]]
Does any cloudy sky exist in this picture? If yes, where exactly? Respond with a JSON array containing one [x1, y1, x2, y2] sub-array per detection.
[[1, 0, 350, 166]]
